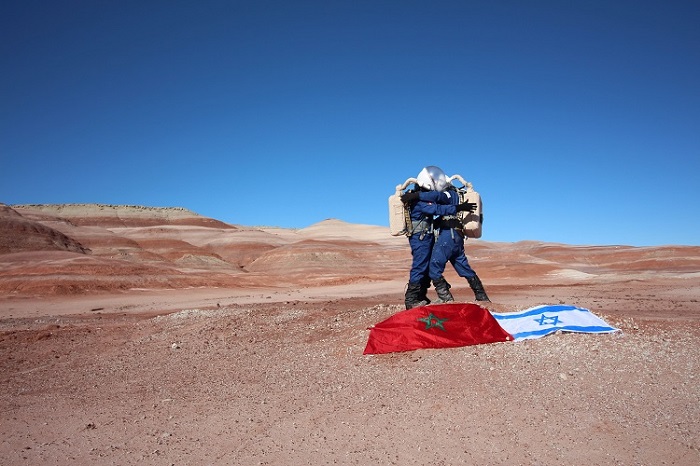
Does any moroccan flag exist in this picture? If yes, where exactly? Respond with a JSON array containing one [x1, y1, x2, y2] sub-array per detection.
[[364, 303, 513, 355]]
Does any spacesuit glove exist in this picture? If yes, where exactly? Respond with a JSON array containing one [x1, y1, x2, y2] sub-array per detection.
[[456, 201, 477, 213], [400, 191, 420, 204]]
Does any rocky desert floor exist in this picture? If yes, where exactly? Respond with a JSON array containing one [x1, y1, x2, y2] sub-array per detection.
[[1, 204, 698, 465]]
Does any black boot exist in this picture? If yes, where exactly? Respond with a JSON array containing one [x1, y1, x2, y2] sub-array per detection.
[[467, 275, 490, 302], [418, 275, 432, 305], [433, 277, 454, 303], [404, 282, 427, 309]]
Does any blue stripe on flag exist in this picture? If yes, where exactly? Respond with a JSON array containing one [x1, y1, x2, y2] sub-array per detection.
[[493, 304, 582, 319], [512, 325, 620, 340]]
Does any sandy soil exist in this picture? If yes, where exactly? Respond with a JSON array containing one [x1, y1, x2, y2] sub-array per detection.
[[1, 204, 698, 465]]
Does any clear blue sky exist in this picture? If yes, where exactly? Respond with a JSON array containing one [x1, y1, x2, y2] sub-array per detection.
[[2, 1, 698, 246]]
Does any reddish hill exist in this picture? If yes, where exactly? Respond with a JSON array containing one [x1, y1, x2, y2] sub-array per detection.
[[1, 203, 699, 296], [0, 204, 88, 255]]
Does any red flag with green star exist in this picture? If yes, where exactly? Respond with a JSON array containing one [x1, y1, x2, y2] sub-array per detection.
[[363, 303, 513, 355]]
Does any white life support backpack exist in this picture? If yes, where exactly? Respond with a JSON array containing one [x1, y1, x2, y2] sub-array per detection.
[[449, 174, 483, 239], [388, 177, 418, 236], [388, 174, 484, 238]]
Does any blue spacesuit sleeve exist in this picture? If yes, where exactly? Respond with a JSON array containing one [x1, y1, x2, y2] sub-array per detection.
[[418, 190, 459, 206], [414, 202, 457, 217], [418, 191, 450, 204]]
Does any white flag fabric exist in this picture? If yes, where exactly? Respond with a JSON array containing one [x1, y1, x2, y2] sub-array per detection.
[[491, 305, 620, 341]]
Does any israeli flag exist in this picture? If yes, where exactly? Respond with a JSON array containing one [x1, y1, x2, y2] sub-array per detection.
[[491, 305, 620, 341]]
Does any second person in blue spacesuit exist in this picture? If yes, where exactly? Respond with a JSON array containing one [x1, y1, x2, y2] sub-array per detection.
[[429, 184, 490, 302]]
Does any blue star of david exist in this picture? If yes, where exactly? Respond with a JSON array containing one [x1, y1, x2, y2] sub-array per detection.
[[536, 314, 559, 326]]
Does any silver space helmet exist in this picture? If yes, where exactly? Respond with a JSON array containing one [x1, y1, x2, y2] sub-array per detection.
[[416, 166, 449, 192]]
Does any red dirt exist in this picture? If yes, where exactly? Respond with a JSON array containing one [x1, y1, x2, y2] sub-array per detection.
[[1, 204, 698, 465]]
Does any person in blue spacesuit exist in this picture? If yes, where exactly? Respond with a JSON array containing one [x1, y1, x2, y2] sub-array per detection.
[[400, 166, 477, 308], [428, 184, 490, 303]]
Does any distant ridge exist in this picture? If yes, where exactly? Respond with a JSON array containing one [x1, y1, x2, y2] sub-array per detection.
[[11, 204, 235, 229], [2, 202, 700, 295], [11, 203, 195, 215]]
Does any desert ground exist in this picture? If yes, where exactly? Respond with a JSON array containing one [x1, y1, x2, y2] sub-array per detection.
[[1, 203, 698, 465]]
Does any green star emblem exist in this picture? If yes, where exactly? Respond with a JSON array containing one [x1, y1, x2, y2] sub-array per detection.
[[418, 313, 448, 331]]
